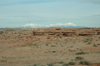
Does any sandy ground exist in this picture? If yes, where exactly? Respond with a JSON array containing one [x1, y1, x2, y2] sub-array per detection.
[[0, 29, 100, 66]]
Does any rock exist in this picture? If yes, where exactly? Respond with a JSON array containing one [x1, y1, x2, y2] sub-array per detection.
[[55, 27, 61, 30], [33, 28, 100, 37]]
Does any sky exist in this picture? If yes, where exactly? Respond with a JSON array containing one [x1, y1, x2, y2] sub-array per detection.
[[0, 0, 100, 28]]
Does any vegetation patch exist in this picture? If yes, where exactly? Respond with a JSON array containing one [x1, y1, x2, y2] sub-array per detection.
[[46, 43, 49, 46], [75, 52, 86, 55], [51, 45, 56, 47], [33, 63, 41, 66], [68, 62, 76, 65], [75, 57, 84, 60], [87, 42, 91, 45], [93, 44, 97, 47], [62, 63, 69, 66], [47, 63, 54, 66], [79, 60, 91, 65], [0, 31, 4, 34], [52, 51, 56, 53], [84, 38, 93, 42], [59, 61, 64, 64]]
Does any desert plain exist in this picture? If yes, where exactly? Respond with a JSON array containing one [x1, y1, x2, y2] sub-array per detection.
[[0, 28, 100, 66]]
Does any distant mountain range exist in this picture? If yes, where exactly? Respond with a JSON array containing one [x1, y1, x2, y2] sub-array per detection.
[[0, 28, 21, 30], [1, 23, 93, 30], [0, 26, 88, 30], [20, 24, 87, 29]]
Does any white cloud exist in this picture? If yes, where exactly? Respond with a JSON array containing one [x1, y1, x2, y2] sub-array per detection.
[[22, 23, 77, 28]]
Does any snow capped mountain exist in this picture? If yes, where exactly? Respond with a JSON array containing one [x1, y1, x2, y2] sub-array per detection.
[[20, 23, 85, 28], [0, 23, 85, 30], [21, 23, 82, 28]]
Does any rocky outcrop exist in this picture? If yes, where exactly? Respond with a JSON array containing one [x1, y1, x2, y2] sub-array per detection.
[[55, 27, 61, 30], [97, 32, 100, 35], [33, 28, 100, 37]]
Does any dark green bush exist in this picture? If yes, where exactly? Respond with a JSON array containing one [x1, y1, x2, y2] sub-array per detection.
[[46, 44, 49, 46], [97, 43, 100, 45], [75, 57, 84, 60], [59, 61, 64, 64], [51, 45, 56, 47], [0, 31, 4, 34], [47, 63, 54, 66], [87, 42, 91, 45], [79, 61, 91, 65], [93, 44, 97, 47], [68, 62, 76, 65], [75, 52, 86, 55], [52, 51, 56, 53], [34, 63, 40, 66], [62, 63, 69, 66]]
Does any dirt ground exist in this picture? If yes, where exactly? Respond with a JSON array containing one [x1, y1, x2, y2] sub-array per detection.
[[0, 28, 100, 66]]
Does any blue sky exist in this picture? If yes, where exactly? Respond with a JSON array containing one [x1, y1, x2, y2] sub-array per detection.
[[0, 0, 100, 28]]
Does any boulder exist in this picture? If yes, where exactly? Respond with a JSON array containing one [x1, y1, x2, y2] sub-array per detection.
[[55, 27, 61, 30]]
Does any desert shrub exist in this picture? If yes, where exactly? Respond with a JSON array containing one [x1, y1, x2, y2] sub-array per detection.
[[75, 52, 86, 55], [89, 38, 93, 41], [34, 63, 40, 66], [59, 61, 64, 64], [41, 64, 48, 66], [47, 63, 54, 66], [97, 51, 100, 53], [62, 63, 69, 66], [18, 37, 23, 38], [73, 41, 76, 44], [0, 31, 4, 34], [97, 43, 100, 45], [79, 61, 91, 65], [87, 42, 91, 45], [68, 62, 76, 65], [52, 51, 56, 53], [51, 45, 56, 47], [68, 49, 70, 51], [93, 44, 97, 47], [5, 38, 7, 40], [84, 38, 93, 42], [46, 44, 49, 46], [75, 57, 84, 60]]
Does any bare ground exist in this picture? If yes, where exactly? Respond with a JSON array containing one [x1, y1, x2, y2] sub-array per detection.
[[0, 28, 100, 66]]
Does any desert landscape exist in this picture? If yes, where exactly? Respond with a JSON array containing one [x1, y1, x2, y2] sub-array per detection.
[[0, 27, 100, 66], [0, 0, 100, 66]]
